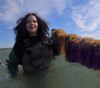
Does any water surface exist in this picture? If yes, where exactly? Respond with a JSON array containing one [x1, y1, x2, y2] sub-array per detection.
[[0, 49, 100, 88]]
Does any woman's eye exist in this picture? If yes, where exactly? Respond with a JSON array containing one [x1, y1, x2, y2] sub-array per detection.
[[33, 20, 37, 23], [26, 20, 37, 23]]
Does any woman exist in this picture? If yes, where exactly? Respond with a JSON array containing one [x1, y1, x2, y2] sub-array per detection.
[[6, 13, 54, 78]]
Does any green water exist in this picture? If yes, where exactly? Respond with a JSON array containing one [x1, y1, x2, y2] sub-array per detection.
[[0, 49, 100, 88]]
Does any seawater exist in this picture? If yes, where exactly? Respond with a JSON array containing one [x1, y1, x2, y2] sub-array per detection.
[[0, 49, 100, 88]]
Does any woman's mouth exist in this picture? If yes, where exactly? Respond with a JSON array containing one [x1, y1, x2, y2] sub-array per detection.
[[29, 26, 35, 29]]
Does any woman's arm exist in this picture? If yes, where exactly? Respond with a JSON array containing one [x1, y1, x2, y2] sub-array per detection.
[[6, 49, 18, 78]]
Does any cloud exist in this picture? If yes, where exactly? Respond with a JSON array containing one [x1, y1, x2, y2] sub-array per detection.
[[0, 0, 71, 22], [79, 31, 100, 39], [0, 0, 21, 22], [72, 0, 100, 32]]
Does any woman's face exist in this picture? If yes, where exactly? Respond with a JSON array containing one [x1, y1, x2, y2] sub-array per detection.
[[26, 15, 38, 36]]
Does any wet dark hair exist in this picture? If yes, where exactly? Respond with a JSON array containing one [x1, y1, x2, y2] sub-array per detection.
[[14, 13, 49, 41]]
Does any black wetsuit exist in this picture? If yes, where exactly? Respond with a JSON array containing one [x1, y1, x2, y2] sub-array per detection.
[[6, 36, 54, 76]]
